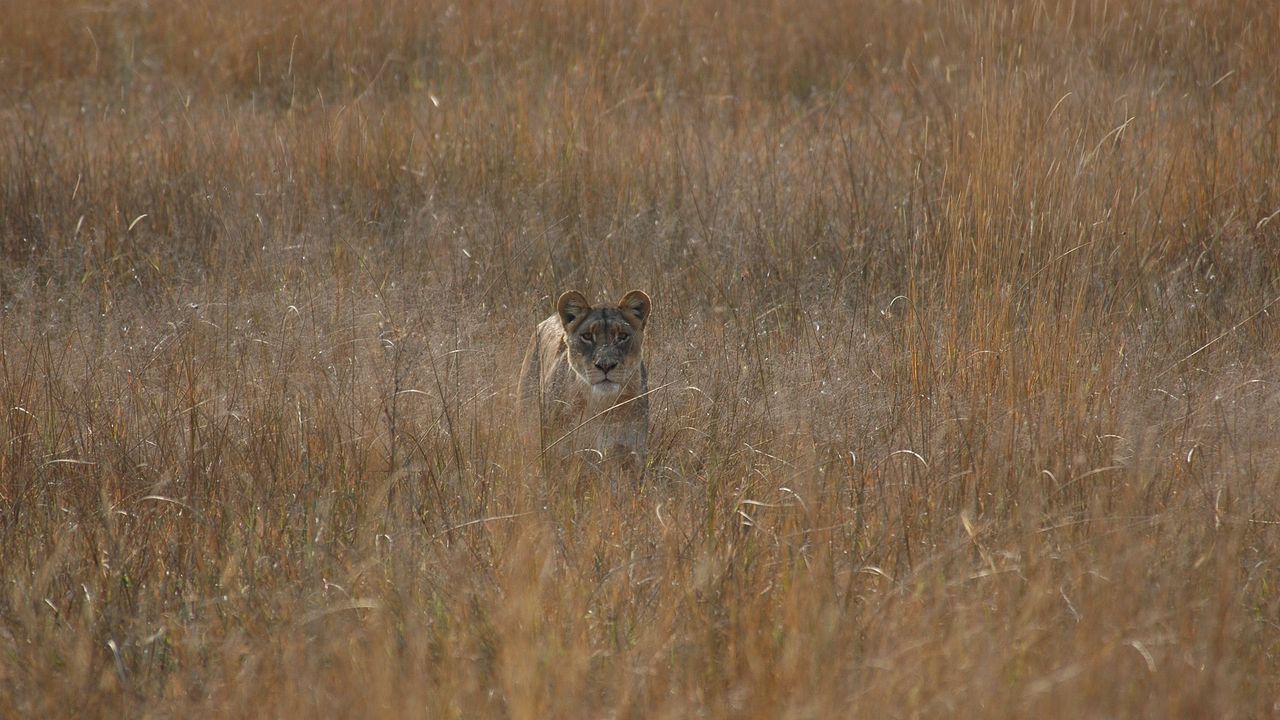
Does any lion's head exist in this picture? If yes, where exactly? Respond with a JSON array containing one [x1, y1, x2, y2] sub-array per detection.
[[555, 289, 651, 393]]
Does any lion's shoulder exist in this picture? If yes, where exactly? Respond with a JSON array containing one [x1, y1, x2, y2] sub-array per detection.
[[516, 314, 575, 409], [533, 315, 566, 359]]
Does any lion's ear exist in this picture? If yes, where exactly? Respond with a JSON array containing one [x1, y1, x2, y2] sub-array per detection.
[[556, 291, 591, 329], [618, 290, 651, 329]]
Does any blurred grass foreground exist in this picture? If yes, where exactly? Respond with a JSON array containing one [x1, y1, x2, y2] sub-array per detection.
[[2, 1, 1279, 717]]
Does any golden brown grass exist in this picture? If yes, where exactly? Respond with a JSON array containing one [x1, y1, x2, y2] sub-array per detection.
[[2, 0, 1279, 717]]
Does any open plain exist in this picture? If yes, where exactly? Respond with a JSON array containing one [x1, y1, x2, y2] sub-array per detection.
[[2, 1, 1279, 716]]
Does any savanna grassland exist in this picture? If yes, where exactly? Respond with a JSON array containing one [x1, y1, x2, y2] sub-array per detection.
[[2, 1, 1280, 717]]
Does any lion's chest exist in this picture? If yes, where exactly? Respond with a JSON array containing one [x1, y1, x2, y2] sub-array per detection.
[[541, 368, 646, 461]]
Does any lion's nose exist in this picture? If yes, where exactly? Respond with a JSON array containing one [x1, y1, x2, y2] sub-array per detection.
[[596, 360, 617, 374]]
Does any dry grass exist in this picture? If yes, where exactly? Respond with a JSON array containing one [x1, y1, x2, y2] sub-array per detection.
[[2, 0, 1279, 717]]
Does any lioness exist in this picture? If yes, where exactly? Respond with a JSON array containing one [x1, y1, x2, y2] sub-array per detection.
[[517, 289, 651, 475]]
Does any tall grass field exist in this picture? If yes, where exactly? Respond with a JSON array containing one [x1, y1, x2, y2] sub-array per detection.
[[2, 1, 1279, 716]]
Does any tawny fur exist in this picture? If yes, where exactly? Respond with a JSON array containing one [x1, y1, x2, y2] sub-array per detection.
[[517, 290, 651, 475]]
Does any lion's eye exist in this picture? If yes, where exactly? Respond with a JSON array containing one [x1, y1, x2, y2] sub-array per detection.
[[581, 333, 594, 344], [618, 333, 630, 343]]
